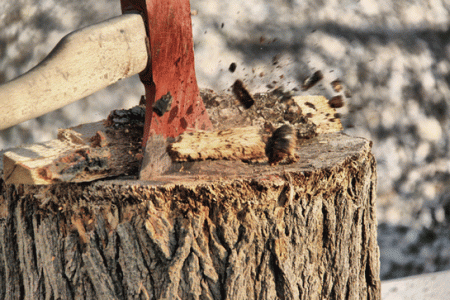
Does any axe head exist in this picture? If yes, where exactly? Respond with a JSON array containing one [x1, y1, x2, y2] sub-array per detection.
[[121, 0, 212, 147]]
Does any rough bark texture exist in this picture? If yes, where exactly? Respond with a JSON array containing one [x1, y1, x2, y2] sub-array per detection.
[[0, 132, 380, 299]]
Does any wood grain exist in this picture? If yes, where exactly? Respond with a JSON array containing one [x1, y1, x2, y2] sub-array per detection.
[[168, 126, 266, 162]]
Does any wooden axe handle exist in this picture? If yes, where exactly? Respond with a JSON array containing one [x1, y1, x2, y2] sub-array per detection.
[[0, 13, 149, 130]]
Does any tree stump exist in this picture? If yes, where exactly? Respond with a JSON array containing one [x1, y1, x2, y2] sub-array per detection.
[[0, 131, 380, 299]]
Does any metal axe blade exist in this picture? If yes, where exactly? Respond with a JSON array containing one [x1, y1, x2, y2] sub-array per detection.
[[121, 0, 213, 180], [121, 0, 212, 146]]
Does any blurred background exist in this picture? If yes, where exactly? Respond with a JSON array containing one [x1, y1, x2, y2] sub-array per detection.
[[2, 0, 450, 281]]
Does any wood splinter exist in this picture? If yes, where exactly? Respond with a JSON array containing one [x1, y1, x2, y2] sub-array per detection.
[[232, 79, 255, 109]]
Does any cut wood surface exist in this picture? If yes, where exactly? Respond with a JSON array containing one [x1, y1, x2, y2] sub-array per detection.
[[169, 94, 341, 163], [0, 131, 380, 299], [0, 13, 148, 130], [168, 126, 266, 162]]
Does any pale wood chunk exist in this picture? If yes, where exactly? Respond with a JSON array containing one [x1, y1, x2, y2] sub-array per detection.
[[3, 121, 142, 185], [168, 126, 266, 162], [3, 130, 89, 185]]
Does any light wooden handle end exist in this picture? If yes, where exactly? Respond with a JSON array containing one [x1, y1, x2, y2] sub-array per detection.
[[0, 13, 149, 130]]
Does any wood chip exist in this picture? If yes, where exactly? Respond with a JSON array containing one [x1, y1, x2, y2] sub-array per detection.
[[329, 95, 345, 108], [232, 79, 255, 109], [301, 70, 323, 91]]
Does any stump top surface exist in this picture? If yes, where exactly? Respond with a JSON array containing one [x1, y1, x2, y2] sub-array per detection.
[[100, 132, 370, 187], [0, 131, 370, 188], [0, 132, 369, 186]]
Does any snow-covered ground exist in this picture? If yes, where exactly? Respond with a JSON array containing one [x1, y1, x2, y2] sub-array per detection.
[[2, 0, 450, 280]]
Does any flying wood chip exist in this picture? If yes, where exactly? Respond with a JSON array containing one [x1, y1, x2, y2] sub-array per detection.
[[329, 95, 345, 108], [152, 92, 173, 116], [331, 79, 343, 92], [301, 70, 323, 91], [265, 124, 298, 166], [232, 79, 255, 109], [229, 62, 237, 73]]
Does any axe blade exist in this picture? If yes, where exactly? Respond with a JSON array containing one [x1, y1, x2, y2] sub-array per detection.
[[121, 0, 212, 146], [121, 0, 213, 180]]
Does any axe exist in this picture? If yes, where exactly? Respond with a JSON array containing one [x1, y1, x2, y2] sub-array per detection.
[[0, 0, 212, 148]]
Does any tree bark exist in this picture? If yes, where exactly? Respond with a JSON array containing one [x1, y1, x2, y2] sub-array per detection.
[[0, 132, 380, 299]]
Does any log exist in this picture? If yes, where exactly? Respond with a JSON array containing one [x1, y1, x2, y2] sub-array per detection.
[[2, 106, 145, 185], [0, 131, 380, 299]]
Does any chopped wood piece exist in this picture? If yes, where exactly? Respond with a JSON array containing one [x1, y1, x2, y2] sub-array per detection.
[[168, 126, 266, 162], [331, 79, 343, 92], [2, 111, 143, 185], [168, 122, 320, 164], [329, 95, 345, 108], [3, 133, 89, 185], [229, 62, 237, 73], [152, 91, 173, 116], [265, 124, 298, 166]]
